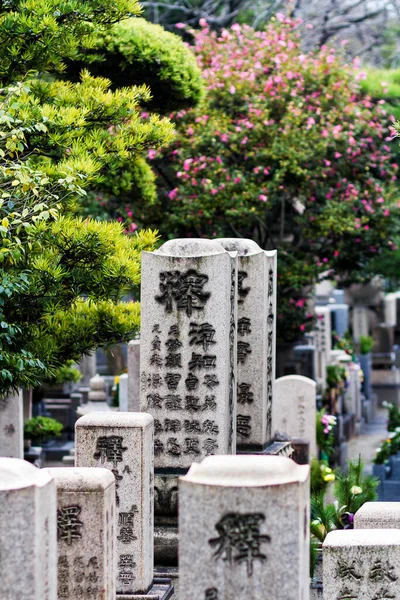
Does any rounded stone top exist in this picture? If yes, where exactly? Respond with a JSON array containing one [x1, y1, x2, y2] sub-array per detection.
[[181, 455, 309, 487], [89, 373, 106, 391], [276, 374, 316, 388], [0, 458, 53, 491], [46, 467, 115, 491], [324, 529, 400, 547], [76, 411, 154, 429], [156, 239, 226, 257], [218, 238, 262, 256]]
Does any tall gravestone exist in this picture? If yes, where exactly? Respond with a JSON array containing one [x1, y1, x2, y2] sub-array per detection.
[[128, 339, 141, 412], [119, 373, 129, 412], [315, 306, 332, 386], [0, 457, 57, 600], [272, 375, 317, 457], [353, 306, 370, 343], [0, 390, 23, 458], [75, 412, 156, 597], [46, 467, 116, 600], [140, 238, 237, 566], [323, 529, 400, 600], [218, 239, 277, 452], [179, 455, 310, 600]]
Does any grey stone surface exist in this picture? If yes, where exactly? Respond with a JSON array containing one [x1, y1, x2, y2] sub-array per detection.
[[0, 390, 23, 458], [140, 238, 237, 470], [330, 304, 349, 336], [179, 455, 310, 600], [315, 306, 332, 386], [273, 375, 317, 457], [0, 457, 57, 599], [353, 306, 370, 343], [218, 239, 277, 450], [78, 352, 97, 386], [119, 373, 129, 412], [75, 412, 154, 594], [385, 293, 397, 327], [128, 339, 141, 412], [323, 529, 400, 600], [46, 467, 115, 600], [355, 502, 400, 529]]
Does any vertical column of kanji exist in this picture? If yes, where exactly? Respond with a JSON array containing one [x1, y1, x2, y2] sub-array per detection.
[[219, 239, 277, 451], [140, 239, 236, 470], [0, 390, 23, 458], [179, 455, 310, 600], [0, 458, 57, 600], [46, 467, 116, 600], [75, 412, 154, 596]]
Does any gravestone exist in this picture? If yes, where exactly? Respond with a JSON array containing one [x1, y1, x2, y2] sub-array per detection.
[[0, 390, 23, 458], [0, 457, 57, 600], [128, 339, 141, 412], [323, 529, 400, 600], [47, 467, 115, 599], [355, 502, 400, 529], [330, 304, 349, 337], [179, 455, 310, 600], [272, 375, 317, 457], [385, 293, 397, 327], [119, 373, 129, 412], [315, 306, 332, 385], [218, 239, 277, 451], [77, 373, 112, 416], [75, 412, 154, 596], [353, 306, 370, 343], [140, 238, 237, 468]]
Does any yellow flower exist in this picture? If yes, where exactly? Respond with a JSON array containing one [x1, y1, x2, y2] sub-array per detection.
[[351, 485, 362, 495], [114, 376, 120, 385], [323, 474, 335, 482]]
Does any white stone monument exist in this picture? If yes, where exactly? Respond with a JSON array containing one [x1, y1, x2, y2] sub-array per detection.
[[385, 293, 397, 327], [0, 390, 23, 458], [179, 455, 310, 600], [353, 306, 370, 343], [0, 457, 57, 600], [315, 305, 332, 386], [128, 339, 141, 412], [140, 238, 237, 469], [46, 467, 116, 600], [119, 373, 129, 412], [75, 412, 154, 596], [272, 375, 317, 457], [218, 239, 277, 451], [323, 529, 400, 600], [355, 502, 400, 529]]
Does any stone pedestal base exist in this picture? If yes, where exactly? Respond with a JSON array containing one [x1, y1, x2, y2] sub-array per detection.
[[237, 440, 293, 457], [117, 579, 174, 600]]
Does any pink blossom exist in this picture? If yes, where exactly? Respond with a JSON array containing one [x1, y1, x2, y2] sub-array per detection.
[[259, 194, 268, 202], [168, 188, 178, 200], [148, 149, 157, 160]]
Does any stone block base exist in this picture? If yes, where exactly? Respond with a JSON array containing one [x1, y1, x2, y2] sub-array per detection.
[[117, 578, 174, 600]]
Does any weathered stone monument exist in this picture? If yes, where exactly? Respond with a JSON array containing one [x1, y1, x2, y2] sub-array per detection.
[[315, 306, 332, 386], [272, 375, 317, 457], [323, 529, 400, 600], [46, 467, 116, 600], [179, 455, 310, 600], [75, 412, 166, 598], [119, 373, 129, 412], [140, 238, 237, 468], [128, 339, 141, 412], [0, 457, 57, 599], [0, 390, 23, 458], [353, 306, 370, 343], [355, 502, 400, 529], [218, 239, 277, 452]]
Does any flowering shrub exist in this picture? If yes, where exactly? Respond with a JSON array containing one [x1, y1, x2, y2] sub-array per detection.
[[130, 17, 399, 342], [316, 409, 337, 458]]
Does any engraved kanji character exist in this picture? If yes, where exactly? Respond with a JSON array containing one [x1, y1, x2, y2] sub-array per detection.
[[88, 572, 99, 583], [4, 424, 15, 436], [154, 439, 164, 455], [185, 395, 201, 412], [111, 468, 123, 507], [203, 438, 219, 456], [205, 589, 219, 600], [74, 586, 84, 596], [141, 371, 152, 387], [147, 393, 163, 409], [165, 353, 182, 368], [184, 419, 201, 433], [237, 415, 251, 438], [337, 560, 362, 581], [167, 438, 181, 456], [59, 556, 69, 568], [166, 338, 183, 353], [154, 419, 163, 434], [150, 353, 163, 367], [165, 418, 181, 433], [74, 557, 85, 569], [237, 341, 251, 364], [267, 302, 274, 327], [337, 588, 358, 599], [203, 420, 219, 435], [238, 271, 250, 303], [117, 507, 138, 544], [151, 336, 161, 351], [57, 507, 83, 546], [370, 560, 398, 582], [152, 374, 163, 388], [203, 374, 219, 389], [152, 324, 161, 333], [209, 513, 270, 576], [176, 270, 211, 317], [119, 555, 136, 569], [371, 589, 395, 599], [168, 325, 180, 337], [87, 557, 99, 568], [165, 394, 182, 410], [238, 317, 252, 336], [237, 383, 254, 405], [165, 373, 181, 390], [123, 465, 132, 474], [183, 438, 200, 455], [188, 353, 217, 370], [268, 267, 274, 296], [155, 270, 181, 313], [189, 322, 216, 352], [203, 355, 217, 368], [202, 395, 217, 411], [185, 373, 199, 391], [94, 436, 127, 468]]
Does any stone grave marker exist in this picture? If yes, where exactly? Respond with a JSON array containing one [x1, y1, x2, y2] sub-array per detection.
[[385, 293, 397, 327], [272, 375, 317, 457], [75, 412, 154, 596], [0, 457, 57, 600], [140, 238, 237, 469], [353, 306, 370, 343], [119, 373, 129, 412], [46, 467, 116, 600], [323, 529, 400, 600], [179, 455, 310, 600], [218, 239, 277, 452], [128, 339, 141, 412], [315, 306, 332, 385], [355, 502, 400, 529], [0, 390, 23, 458]]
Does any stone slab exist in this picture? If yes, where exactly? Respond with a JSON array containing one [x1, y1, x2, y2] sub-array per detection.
[[117, 578, 174, 599], [128, 339, 141, 412], [0, 390, 23, 458], [119, 373, 129, 412], [355, 502, 400, 529]]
